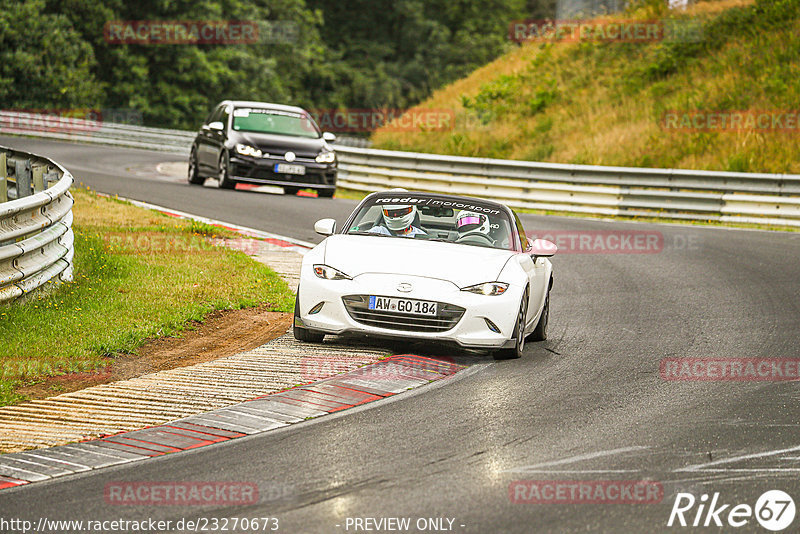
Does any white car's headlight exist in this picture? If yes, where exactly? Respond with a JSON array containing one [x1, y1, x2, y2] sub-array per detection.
[[462, 282, 509, 296], [236, 143, 263, 158], [315, 151, 336, 164], [313, 264, 351, 280]]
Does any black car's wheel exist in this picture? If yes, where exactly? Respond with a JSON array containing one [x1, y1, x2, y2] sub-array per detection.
[[527, 288, 549, 342], [293, 292, 325, 343], [317, 188, 335, 198], [217, 152, 236, 189], [188, 148, 204, 185], [283, 186, 300, 195], [494, 289, 528, 360]]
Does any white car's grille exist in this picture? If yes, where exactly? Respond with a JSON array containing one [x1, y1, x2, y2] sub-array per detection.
[[342, 295, 465, 333]]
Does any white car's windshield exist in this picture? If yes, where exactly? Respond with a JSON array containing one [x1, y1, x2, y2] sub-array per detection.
[[346, 194, 514, 250]]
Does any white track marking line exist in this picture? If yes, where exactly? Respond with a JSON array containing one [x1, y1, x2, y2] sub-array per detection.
[[509, 469, 641, 473], [675, 444, 800, 472], [683, 468, 800, 472], [668, 472, 784, 487], [503, 446, 648, 473]]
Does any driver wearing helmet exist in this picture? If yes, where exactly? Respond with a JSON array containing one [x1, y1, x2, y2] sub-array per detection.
[[370, 204, 427, 237], [456, 210, 490, 237]]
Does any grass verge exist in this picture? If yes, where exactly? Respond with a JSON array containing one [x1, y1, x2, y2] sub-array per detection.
[[0, 188, 295, 406]]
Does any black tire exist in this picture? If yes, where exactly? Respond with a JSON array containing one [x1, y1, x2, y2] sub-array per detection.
[[188, 148, 204, 185], [317, 188, 335, 198], [494, 290, 528, 360], [527, 288, 549, 342], [217, 152, 236, 189], [293, 292, 325, 343]]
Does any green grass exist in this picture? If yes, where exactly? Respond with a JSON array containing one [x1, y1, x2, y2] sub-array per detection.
[[0, 188, 295, 406]]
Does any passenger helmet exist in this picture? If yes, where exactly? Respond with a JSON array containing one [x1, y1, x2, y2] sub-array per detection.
[[456, 210, 489, 236]]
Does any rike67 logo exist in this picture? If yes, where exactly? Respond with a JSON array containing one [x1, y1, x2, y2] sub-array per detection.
[[668, 490, 796, 531]]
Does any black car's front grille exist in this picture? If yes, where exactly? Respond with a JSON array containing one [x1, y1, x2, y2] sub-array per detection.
[[342, 295, 465, 333], [231, 162, 336, 185]]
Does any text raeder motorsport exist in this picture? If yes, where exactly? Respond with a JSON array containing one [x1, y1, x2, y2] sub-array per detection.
[[375, 197, 501, 215]]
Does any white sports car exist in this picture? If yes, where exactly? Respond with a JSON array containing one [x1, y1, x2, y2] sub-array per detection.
[[293, 191, 556, 359]]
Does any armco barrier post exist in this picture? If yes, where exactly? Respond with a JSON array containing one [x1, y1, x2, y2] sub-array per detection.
[[33, 165, 45, 193], [44, 170, 59, 187], [0, 153, 6, 203], [15, 158, 31, 198]]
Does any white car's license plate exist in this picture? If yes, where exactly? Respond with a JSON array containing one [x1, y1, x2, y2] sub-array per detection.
[[274, 163, 306, 175], [368, 296, 437, 316]]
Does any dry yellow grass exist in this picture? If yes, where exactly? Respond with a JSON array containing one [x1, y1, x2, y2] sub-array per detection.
[[686, 0, 755, 16]]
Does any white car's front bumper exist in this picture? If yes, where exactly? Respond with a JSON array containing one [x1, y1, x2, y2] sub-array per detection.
[[297, 269, 523, 349]]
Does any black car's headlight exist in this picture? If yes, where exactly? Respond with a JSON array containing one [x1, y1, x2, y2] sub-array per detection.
[[313, 264, 351, 280], [315, 151, 336, 164], [236, 143, 264, 158], [462, 282, 509, 296]]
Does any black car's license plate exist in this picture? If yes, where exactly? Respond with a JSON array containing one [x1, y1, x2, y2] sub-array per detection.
[[274, 163, 305, 175]]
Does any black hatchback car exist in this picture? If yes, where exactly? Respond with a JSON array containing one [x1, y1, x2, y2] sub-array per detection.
[[188, 100, 338, 197]]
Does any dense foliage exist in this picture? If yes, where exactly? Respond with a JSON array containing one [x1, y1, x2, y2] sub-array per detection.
[[0, 0, 536, 130]]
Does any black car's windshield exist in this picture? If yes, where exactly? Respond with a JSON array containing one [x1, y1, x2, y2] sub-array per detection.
[[346, 194, 514, 250], [232, 108, 320, 138]]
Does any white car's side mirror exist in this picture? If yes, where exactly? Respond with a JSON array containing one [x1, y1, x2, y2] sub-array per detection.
[[208, 121, 224, 131], [322, 132, 337, 143], [314, 218, 336, 236], [529, 238, 557, 260]]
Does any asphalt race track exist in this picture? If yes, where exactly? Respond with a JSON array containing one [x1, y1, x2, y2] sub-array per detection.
[[2, 136, 800, 533]]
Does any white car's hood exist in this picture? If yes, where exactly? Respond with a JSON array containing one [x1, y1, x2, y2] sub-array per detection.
[[323, 235, 514, 288]]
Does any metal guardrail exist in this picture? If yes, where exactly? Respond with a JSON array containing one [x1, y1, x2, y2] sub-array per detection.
[[335, 148, 800, 227], [0, 110, 370, 154], [2, 111, 799, 226], [0, 145, 74, 302], [0, 110, 194, 155]]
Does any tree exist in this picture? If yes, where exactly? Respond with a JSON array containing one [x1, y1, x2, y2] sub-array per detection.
[[0, 0, 102, 109]]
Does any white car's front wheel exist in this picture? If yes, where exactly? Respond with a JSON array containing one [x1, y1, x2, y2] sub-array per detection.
[[293, 292, 325, 343], [528, 288, 549, 342], [494, 290, 527, 360]]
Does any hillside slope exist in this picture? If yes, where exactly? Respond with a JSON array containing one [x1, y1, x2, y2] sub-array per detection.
[[372, 0, 800, 174]]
